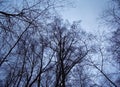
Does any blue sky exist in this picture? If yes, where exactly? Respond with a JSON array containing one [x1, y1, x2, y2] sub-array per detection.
[[59, 0, 109, 32]]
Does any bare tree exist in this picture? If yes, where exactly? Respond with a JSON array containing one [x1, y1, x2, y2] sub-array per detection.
[[46, 18, 89, 87], [0, 0, 71, 87], [101, 0, 120, 86]]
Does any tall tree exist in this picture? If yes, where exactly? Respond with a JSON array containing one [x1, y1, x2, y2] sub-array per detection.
[[46, 18, 89, 87], [0, 0, 75, 87], [101, 0, 120, 86]]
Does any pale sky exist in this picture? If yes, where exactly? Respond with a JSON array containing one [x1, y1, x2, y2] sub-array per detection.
[[59, 0, 109, 33]]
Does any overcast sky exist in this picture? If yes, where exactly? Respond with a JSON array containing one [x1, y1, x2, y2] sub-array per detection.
[[59, 0, 109, 33], [59, 0, 120, 74]]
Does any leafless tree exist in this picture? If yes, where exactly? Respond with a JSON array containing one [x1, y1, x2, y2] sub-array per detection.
[[45, 18, 90, 87], [0, 0, 73, 87], [101, 0, 120, 86]]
